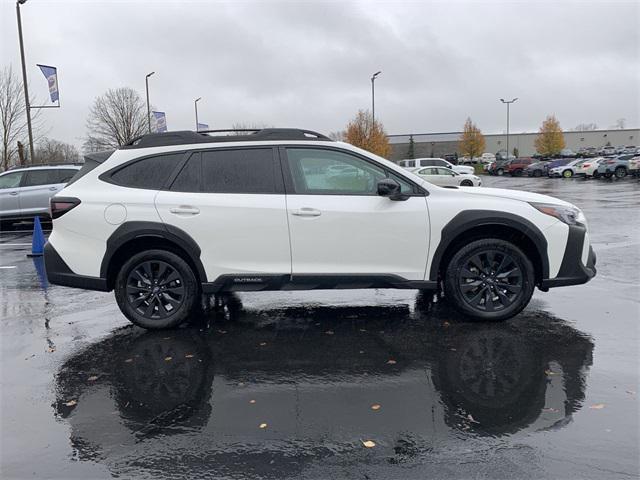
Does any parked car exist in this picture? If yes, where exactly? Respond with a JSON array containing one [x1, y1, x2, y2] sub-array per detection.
[[548, 159, 587, 178], [398, 157, 474, 175], [0, 164, 81, 224], [574, 157, 605, 178], [596, 155, 633, 178], [525, 161, 550, 177], [614, 145, 626, 154], [622, 146, 637, 155], [559, 149, 576, 158], [505, 158, 534, 176], [472, 153, 495, 164], [628, 156, 640, 176], [544, 158, 573, 175], [495, 150, 515, 162], [411, 167, 482, 187], [44, 128, 595, 329], [600, 146, 616, 156]]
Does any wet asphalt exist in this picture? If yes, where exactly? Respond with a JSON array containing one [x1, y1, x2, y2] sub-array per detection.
[[1, 176, 638, 479]]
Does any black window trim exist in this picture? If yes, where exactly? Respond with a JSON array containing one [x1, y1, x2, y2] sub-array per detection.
[[278, 145, 428, 197], [168, 145, 283, 195], [99, 151, 192, 190]]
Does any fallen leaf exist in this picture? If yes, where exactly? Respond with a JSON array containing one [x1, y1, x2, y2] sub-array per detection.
[[164, 356, 172, 361], [387, 359, 397, 365], [590, 403, 605, 409], [238, 382, 245, 386], [259, 423, 268, 429], [250, 399, 256, 404], [218, 329, 227, 334], [371, 404, 381, 411], [545, 369, 557, 376], [124, 358, 133, 363], [325, 330, 334, 335], [87, 376, 98, 382], [259, 342, 267, 346], [362, 440, 376, 448], [450, 348, 457, 351], [443, 321, 450, 327], [65, 400, 77, 407], [359, 329, 367, 332], [359, 350, 365, 354], [542, 407, 559, 413], [185, 354, 194, 358], [467, 414, 479, 423], [46, 347, 56, 353], [163, 337, 171, 340]]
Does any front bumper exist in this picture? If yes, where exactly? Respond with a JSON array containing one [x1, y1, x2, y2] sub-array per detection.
[[540, 224, 596, 289], [44, 242, 109, 291]]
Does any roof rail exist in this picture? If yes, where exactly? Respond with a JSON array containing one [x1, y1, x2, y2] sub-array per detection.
[[120, 128, 333, 149], [7, 161, 84, 170]]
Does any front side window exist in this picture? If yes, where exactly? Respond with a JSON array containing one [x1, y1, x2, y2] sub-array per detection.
[[170, 155, 201, 192], [0, 171, 24, 189], [286, 148, 386, 195], [109, 153, 183, 189], [201, 148, 276, 194]]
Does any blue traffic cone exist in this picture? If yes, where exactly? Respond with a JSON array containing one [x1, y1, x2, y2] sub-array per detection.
[[27, 216, 45, 257]]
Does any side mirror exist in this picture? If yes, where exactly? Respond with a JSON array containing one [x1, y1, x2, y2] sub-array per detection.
[[377, 178, 406, 201]]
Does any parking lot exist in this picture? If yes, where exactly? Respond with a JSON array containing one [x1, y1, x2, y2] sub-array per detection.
[[1, 176, 638, 479]]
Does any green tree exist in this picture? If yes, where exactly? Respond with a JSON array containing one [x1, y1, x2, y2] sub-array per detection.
[[513, 147, 519, 158], [406, 134, 415, 159]]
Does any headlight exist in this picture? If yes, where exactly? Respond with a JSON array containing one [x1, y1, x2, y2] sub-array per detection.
[[530, 202, 585, 225]]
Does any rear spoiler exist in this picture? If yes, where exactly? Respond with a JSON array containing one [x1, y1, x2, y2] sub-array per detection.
[[84, 150, 115, 164]]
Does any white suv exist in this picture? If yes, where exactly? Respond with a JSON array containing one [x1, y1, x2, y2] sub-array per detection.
[[45, 128, 596, 329]]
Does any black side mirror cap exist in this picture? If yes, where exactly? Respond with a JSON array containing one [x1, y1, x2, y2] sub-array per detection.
[[377, 178, 408, 201]]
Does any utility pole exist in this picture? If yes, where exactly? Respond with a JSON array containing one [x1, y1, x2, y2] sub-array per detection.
[[16, 0, 34, 162], [371, 71, 381, 123], [145, 72, 155, 133], [500, 98, 518, 159], [194, 97, 201, 130]]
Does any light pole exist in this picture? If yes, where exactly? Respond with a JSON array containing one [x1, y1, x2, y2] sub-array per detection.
[[500, 98, 518, 159], [371, 71, 381, 123], [145, 72, 155, 133], [194, 97, 201, 131], [16, 0, 34, 162]]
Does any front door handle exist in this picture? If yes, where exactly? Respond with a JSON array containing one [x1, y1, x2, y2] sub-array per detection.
[[49, 186, 58, 191], [9, 191, 18, 196], [291, 208, 321, 217], [169, 206, 200, 215]]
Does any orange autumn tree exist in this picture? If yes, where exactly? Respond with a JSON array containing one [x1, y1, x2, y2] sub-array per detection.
[[459, 117, 486, 160], [534, 115, 565, 157], [345, 110, 391, 158]]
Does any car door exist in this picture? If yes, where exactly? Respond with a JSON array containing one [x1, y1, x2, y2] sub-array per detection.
[[20, 169, 62, 217], [0, 171, 25, 218], [436, 168, 458, 186], [155, 147, 291, 283], [282, 147, 430, 281]]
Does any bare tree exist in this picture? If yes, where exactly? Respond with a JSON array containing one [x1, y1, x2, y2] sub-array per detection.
[[0, 65, 44, 170], [573, 123, 598, 131], [36, 138, 80, 164], [85, 87, 147, 150], [328, 130, 346, 141], [615, 118, 626, 130], [228, 122, 273, 134]]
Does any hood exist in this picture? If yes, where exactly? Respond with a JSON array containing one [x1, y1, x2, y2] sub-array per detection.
[[454, 187, 574, 207]]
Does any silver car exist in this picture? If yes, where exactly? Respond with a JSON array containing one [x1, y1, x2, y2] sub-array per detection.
[[0, 164, 80, 223]]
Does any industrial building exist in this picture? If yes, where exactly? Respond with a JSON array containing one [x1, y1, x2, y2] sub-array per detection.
[[387, 128, 640, 161]]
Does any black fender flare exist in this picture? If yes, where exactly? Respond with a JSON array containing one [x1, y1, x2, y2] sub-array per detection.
[[100, 221, 207, 282], [428, 210, 549, 281]]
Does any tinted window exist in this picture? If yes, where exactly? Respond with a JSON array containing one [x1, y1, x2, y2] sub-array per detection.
[[171, 156, 201, 192], [53, 169, 77, 183], [419, 160, 436, 167], [287, 148, 386, 195], [201, 148, 276, 194], [0, 171, 24, 189], [110, 153, 183, 189], [402, 160, 415, 168], [24, 169, 59, 187]]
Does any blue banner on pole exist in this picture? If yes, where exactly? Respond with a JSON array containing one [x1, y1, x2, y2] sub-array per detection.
[[37, 64, 59, 103], [152, 111, 167, 133], [197, 123, 209, 131]]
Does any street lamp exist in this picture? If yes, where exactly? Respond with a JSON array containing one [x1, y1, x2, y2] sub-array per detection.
[[145, 72, 155, 133], [16, 0, 35, 162], [194, 97, 201, 131], [500, 98, 518, 159], [371, 71, 381, 123]]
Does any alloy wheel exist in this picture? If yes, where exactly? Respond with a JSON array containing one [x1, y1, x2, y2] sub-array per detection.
[[126, 260, 185, 319], [458, 250, 523, 312]]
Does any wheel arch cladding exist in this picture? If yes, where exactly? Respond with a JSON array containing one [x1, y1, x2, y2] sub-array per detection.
[[101, 221, 207, 290], [429, 210, 549, 283]]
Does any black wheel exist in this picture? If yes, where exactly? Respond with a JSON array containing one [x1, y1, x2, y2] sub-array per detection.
[[562, 169, 573, 178], [592, 171, 601, 179], [460, 180, 474, 187], [533, 170, 542, 177], [604, 172, 612, 179], [444, 239, 535, 321], [511, 169, 523, 177], [115, 250, 199, 329], [497, 168, 504, 176], [614, 167, 627, 178]]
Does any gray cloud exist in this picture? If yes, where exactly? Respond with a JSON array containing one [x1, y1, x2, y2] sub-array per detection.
[[1, 0, 638, 150]]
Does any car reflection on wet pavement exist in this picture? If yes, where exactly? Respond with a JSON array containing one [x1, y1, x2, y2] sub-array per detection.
[[1, 176, 639, 479]]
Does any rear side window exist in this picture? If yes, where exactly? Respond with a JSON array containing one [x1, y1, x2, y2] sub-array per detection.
[[171, 155, 201, 192], [24, 169, 59, 187], [110, 153, 183, 189], [201, 148, 277, 194], [53, 169, 77, 183]]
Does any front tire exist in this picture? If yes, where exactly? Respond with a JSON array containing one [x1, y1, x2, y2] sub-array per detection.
[[614, 167, 627, 178], [460, 179, 474, 187], [497, 168, 504, 176], [115, 250, 199, 329], [563, 169, 573, 178], [444, 239, 535, 321]]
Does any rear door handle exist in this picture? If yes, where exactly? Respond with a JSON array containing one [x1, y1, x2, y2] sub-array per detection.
[[169, 206, 200, 215], [49, 187, 58, 191], [9, 191, 18, 196], [291, 208, 321, 217]]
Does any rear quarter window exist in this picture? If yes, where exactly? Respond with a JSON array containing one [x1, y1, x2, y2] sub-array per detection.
[[108, 153, 184, 189]]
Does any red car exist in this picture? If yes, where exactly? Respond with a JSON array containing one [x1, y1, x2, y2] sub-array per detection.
[[504, 158, 534, 176]]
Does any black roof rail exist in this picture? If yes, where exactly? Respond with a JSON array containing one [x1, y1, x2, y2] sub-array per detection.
[[120, 128, 333, 149]]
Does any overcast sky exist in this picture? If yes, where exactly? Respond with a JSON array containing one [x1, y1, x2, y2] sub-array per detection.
[[1, 0, 638, 149]]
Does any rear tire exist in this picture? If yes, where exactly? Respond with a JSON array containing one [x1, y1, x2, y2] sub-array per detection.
[[614, 167, 627, 178], [533, 170, 542, 178], [497, 168, 504, 176], [460, 180, 474, 187], [512, 169, 523, 177], [115, 249, 199, 329], [444, 239, 535, 321]]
